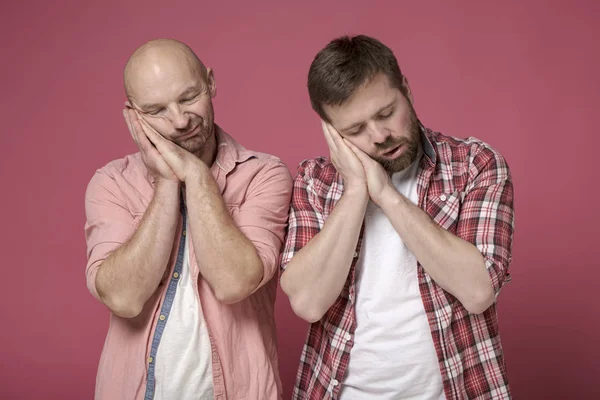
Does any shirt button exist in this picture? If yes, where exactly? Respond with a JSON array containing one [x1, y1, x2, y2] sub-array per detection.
[[349, 294, 354, 302], [182, 230, 186, 236], [159, 315, 166, 321], [353, 251, 358, 258], [344, 333, 352, 341], [332, 379, 339, 387], [440, 194, 447, 201], [148, 356, 153, 364], [173, 272, 180, 279]]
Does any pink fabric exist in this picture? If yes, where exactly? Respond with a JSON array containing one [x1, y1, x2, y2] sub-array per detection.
[[84, 126, 293, 400]]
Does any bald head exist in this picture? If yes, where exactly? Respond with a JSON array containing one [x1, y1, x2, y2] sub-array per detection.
[[121, 39, 217, 160], [124, 39, 207, 100]]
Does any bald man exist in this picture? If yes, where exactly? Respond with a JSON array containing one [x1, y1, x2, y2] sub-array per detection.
[[84, 39, 292, 400]]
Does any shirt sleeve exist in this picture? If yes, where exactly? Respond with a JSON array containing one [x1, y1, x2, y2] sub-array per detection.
[[280, 160, 328, 272], [232, 159, 293, 290], [457, 145, 515, 297], [84, 170, 137, 302]]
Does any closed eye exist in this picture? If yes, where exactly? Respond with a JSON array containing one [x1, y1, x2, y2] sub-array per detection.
[[347, 128, 361, 136], [345, 125, 364, 136], [181, 93, 200, 104], [146, 108, 165, 116], [377, 109, 394, 119]]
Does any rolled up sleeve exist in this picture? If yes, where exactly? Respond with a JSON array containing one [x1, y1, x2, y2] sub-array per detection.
[[456, 146, 515, 297], [280, 159, 329, 272], [232, 160, 293, 290], [84, 170, 135, 302]]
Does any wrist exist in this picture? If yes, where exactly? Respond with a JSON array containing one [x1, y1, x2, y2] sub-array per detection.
[[378, 184, 407, 211], [153, 178, 181, 205], [185, 162, 218, 198], [342, 182, 369, 202], [155, 178, 180, 191], [184, 158, 210, 184]]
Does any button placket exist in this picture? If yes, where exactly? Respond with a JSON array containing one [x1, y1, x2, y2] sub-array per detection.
[[143, 205, 188, 400]]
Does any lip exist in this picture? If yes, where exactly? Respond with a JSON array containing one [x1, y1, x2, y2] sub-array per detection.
[[381, 144, 404, 159], [180, 124, 200, 140]]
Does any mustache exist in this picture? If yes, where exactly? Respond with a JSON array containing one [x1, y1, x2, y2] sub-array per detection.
[[175, 122, 201, 136], [375, 136, 409, 151]]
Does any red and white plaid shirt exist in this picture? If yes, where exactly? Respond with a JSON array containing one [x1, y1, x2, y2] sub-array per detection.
[[281, 126, 515, 399]]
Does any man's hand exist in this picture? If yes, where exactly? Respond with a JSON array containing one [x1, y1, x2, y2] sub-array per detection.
[[123, 108, 178, 182], [322, 121, 367, 194], [136, 116, 209, 184], [344, 139, 393, 207]]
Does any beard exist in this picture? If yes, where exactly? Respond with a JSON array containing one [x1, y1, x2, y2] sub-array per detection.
[[175, 104, 215, 156], [177, 121, 213, 154], [371, 105, 421, 173]]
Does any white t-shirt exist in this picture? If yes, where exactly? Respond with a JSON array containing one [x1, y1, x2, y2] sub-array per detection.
[[340, 158, 445, 400], [154, 227, 214, 400]]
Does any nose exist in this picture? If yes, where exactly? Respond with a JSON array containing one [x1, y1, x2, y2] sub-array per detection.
[[368, 122, 390, 145], [168, 105, 190, 130]]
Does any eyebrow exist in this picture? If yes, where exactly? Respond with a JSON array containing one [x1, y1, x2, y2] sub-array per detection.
[[179, 86, 200, 98], [339, 99, 397, 132], [138, 85, 200, 110], [137, 101, 161, 111]]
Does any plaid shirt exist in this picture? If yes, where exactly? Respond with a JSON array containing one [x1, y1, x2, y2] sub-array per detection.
[[281, 126, 515, 400]]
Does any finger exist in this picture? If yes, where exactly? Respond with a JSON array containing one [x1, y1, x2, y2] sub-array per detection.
[[329, 153, 341, 172], [322, 121, 338, 152], [345, 139, 372, 165], [138, 117, 182, 161], [327, 124, 345, 148], [134, 120, 157, 155], [136, 115, 164, 147], [343, 138, 360, 153], [328, 125, 359, 160], [140, 123, 164, 153], [127, 111, 160, 155], [123, 109, 141, 146]]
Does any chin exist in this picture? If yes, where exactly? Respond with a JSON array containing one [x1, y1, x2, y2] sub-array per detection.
[[186, 130, 214, 154], [378, 153, 416, 173]]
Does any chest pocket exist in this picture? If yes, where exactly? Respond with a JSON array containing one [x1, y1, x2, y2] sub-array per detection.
[[426, 192, 462, 233]]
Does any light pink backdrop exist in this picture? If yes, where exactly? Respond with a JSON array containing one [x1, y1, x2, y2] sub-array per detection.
[[1, 0, 599, 399]]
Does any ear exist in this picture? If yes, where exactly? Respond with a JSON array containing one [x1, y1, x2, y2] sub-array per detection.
[[402, 75, 414, 105], [206, 68, 217, 98]]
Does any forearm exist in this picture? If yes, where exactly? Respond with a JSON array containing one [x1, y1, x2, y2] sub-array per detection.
[[95, 180, 180, 317], [281, 187, 368, 322], [379, 186, 494, 314], [185, 174, 263, 304]]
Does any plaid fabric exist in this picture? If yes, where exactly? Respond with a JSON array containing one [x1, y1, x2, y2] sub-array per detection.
[[281, 127, 515, 399]]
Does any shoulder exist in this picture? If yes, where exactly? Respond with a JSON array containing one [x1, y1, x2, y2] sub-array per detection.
[[85, 153, 149, 201], [428, 129, 510, 178], [291, 157, 343, 202], [295, 157, 338, 182]]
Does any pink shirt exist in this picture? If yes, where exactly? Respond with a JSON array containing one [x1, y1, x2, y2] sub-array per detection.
[[84, 127, 292, 400]]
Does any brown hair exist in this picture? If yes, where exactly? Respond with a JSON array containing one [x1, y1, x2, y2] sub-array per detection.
[[308, 35, 407, 122]]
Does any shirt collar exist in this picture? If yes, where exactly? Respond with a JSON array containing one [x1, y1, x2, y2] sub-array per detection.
[[212, 124, 255, 175], [419, 121, 437, 167]]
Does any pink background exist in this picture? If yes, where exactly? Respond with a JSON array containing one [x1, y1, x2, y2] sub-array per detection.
[[1, 0, 599, 399]]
